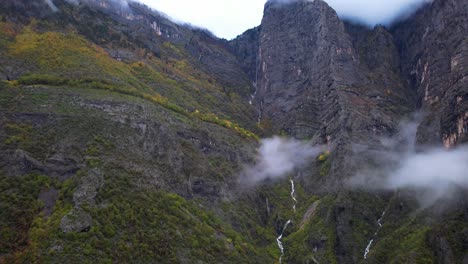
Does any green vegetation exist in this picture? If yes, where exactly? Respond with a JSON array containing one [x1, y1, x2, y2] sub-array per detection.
[[14, 73, 259, 139], [0, 81, 266, 262], [317, 151, 331, 177], [4, 123, 32, 145], [7, 171, 272, 263], [284, 195, 338, 264], [0, 173, 56, 257], [369, 218, 435, 263], [2, 23, 260, 139]]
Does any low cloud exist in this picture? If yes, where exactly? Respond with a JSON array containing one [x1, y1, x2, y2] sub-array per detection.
[[325, 0, 433, 26], [241, 137, 323, 184], [45, 0, 59, 12], [269, 0, 433, 27], [349, 115, 468, 207]]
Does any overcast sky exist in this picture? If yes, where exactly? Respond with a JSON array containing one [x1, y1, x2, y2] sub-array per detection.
[[140, 0, 432, 40]]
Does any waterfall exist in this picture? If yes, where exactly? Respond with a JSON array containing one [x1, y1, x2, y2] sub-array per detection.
[[363, 239, 374, 259], [363, 210, 386, 259], [290, 180, 298, 213], [377, 212, 385, 228], [276, 220, 292, 264], [276, 179, 298, 263], [249, 89, 257, 105]]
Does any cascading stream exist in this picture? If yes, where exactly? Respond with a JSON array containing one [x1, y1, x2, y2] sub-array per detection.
[[276, 179, 298, 263], [363, 239, 374, 259], [290, 180, 298, 213], [276, 220, 291, 263], [363, 210, 386, 259]]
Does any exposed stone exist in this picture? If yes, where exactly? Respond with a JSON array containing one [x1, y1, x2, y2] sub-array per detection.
[[73, 169, 104, 207], [59, 207, 92, 233], [300, 200, 320, 229]]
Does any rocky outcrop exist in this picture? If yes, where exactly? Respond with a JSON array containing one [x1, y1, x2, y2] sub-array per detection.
[[59, 169, 103, 233], [72, 169, 104, 207], [59, 207, 93, 233]]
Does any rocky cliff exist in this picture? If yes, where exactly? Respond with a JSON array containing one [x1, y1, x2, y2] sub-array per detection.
[[233, 0, 416, 196]]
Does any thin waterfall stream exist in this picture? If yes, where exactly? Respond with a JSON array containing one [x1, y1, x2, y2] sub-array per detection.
[[363, 210, 386, 259], [276, 179, 298, 263]]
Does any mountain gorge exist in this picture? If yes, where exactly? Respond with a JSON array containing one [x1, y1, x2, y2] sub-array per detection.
[[0, 0, 467, 263]]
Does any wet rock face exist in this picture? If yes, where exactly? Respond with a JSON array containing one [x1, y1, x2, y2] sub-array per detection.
[[392, 0, 468, 147]]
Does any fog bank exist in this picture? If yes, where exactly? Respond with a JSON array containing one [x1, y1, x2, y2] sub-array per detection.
[[241, 137, 323, 184]]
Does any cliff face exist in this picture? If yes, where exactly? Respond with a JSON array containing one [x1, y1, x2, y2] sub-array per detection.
[[229, 26, 261, 84], [392, 0, 468, 147], [249, 0, 414, 192], [232, 0, 467, 179]]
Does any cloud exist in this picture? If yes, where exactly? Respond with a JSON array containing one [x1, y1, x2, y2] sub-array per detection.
[[324, 0, 433, 26], [45, 0, 59, 12], [139, 0, 266, 39], [269, 0, 433, 26], [349, 115, 468, 207], [241, 137, 323, 184]]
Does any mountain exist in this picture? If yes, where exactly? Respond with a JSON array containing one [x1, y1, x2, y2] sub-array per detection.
[[0, 0, 467, 263]]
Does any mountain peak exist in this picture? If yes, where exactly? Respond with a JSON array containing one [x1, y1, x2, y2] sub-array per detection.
[[265, 0, 333, 12]]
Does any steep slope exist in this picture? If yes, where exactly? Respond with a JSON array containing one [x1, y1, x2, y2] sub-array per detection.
[[0, 0, 258, 132], [0, 0, 280, 263]]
